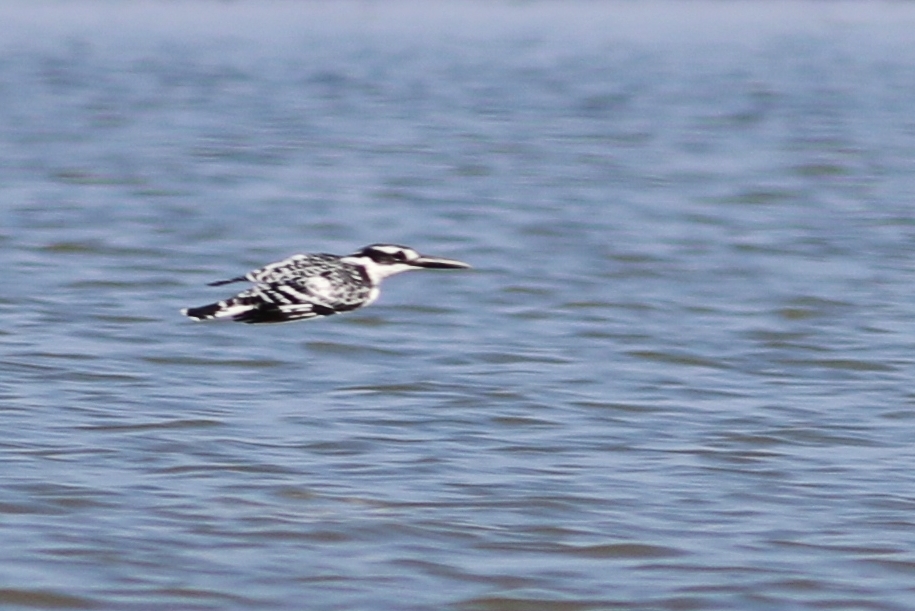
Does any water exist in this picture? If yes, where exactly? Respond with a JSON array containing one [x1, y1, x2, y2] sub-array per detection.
[[3, 1, 915, 609]]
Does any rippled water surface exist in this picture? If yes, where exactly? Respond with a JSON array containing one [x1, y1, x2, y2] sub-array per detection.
[[4, 2, 915, 609]]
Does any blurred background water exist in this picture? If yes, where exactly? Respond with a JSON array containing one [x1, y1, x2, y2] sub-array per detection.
[[3, 1, 915, 609]]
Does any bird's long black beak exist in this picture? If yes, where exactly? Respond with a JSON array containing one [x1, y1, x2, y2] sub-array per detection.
[[411, 254, 472, 269]]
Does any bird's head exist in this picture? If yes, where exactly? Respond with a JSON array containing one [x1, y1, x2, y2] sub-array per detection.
[[344, 244, 471, 283]]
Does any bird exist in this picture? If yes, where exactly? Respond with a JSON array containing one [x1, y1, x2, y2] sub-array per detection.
[[181, 244, 471, 324]]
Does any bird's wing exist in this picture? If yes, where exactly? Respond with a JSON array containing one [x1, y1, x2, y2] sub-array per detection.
[[206, 254, 339, 287], [280, 268, 373, 312], [245, 254, 339, 284], [206, 283, 336, 324], [239, 269, 370, 317]]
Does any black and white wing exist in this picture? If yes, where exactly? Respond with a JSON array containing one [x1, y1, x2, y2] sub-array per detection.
[[182, 254, 373, 324], [206, 253, 341, 286]]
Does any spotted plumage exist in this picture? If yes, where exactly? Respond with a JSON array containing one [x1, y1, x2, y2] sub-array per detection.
[[182, 244, 470, 324]]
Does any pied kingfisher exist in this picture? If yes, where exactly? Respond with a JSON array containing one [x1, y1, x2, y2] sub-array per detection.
[[182, 244, 471, 324]]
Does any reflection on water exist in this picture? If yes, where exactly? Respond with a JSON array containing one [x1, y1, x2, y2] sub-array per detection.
[[3, 2, 915, 610]]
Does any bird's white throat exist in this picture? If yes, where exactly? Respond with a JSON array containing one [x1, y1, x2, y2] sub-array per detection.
[[340, 256, 417, 285]]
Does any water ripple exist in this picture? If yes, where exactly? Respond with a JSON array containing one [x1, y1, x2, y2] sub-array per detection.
[[3, 2, 915, 610]]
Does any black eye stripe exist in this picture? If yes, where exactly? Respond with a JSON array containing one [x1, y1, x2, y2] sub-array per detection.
[[359, 245, 416, 264], [365, 249, 408, 262]]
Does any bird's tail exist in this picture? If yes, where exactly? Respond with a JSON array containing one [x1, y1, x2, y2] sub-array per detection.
[[181, 299, 312, 324], [181, 298, 264, 322], [181, 302, 228, 321]]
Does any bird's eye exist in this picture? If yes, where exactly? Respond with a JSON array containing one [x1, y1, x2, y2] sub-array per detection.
[[393, 251, 406, 262]]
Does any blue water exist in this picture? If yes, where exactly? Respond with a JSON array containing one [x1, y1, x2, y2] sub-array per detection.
[[3, 2, 915, 609]]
